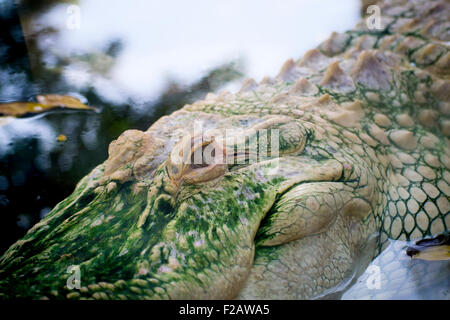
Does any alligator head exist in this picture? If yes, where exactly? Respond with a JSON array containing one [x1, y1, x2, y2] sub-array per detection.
[[0, 108, 380, 299]]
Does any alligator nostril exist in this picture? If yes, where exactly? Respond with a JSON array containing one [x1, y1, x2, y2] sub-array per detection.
[[170, 165, 179, 175], [154, 194, 174, 216], [77, 191, 96, 209]]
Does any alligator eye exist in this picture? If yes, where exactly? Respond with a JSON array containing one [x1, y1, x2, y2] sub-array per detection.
[[224, 116, 308, 165], [183, 140, 227, 184], [189, 143, 215, 169], [167, 116, 307, 184], [167, 135, 227, 184]]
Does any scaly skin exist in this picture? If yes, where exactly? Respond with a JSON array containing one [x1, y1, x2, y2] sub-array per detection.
[[0, 0, 448, 299]]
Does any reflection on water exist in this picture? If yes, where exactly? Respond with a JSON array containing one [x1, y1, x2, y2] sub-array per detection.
[[344, 240, 449, 299], [27, 0, 360, 102]]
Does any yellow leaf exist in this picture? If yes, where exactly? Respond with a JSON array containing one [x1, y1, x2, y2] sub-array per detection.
[[406, 233, 450, 261], [57, 134, 68, 142], [0, 95, 96, 117]]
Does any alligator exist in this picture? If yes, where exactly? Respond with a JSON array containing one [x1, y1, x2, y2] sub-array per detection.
[[0, 0, 448, 299]]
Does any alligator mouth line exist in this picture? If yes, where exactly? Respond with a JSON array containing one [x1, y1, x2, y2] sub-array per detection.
[[243, 157, 346, 246], [254, 178, 322, 245]]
